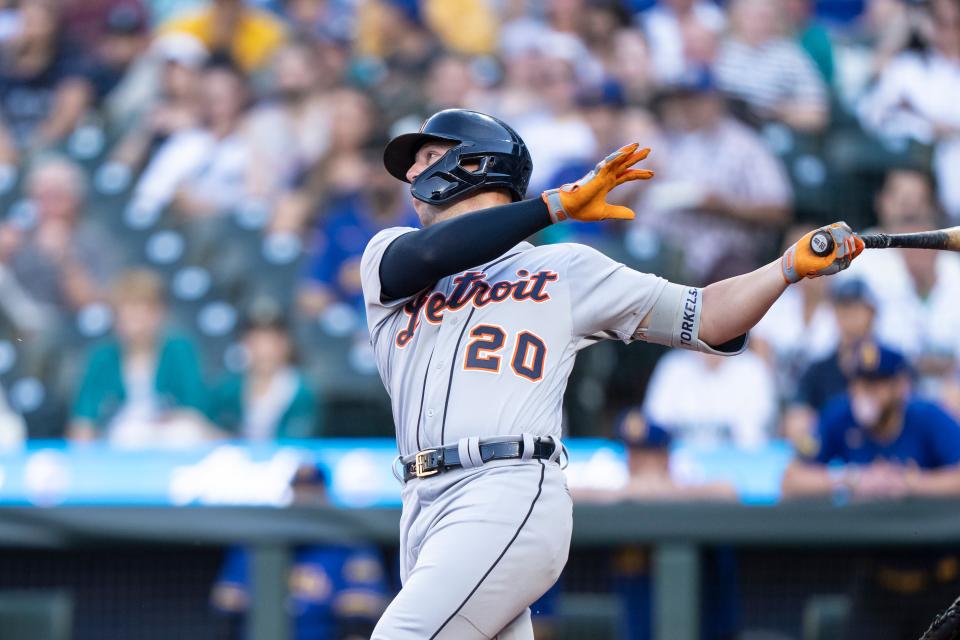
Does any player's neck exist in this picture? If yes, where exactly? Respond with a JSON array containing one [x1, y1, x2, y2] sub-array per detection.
[[422, 190, 513, 226]]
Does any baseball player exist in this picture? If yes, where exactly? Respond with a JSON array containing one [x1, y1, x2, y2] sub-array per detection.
[[361, 108, 864, 639]]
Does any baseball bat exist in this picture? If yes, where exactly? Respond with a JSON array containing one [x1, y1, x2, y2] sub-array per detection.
[[809, 226, 960, 257]]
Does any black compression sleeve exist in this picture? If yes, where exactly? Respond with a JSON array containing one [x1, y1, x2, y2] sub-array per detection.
[[379, 197, 553, 301]]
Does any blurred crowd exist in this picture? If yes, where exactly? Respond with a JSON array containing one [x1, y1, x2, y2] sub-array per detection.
[[0, 1, 958, 637], [0, 0, 956, 477]]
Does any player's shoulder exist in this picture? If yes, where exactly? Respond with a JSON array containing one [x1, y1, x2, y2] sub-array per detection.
[[361, 226, 418, 261], [525, 241, 618, 263]]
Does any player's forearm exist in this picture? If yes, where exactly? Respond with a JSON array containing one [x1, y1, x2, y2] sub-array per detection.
[[379, 198, 552, 300], [907, 466, 960, 498], [780, 461, 835, 498], [699, 260, 788, 347]]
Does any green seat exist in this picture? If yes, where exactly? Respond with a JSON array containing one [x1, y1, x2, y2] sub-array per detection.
[[0, 591, 73, 640]]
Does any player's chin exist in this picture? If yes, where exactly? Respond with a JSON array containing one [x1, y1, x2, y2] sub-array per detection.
[[413, 199, 440, 227]]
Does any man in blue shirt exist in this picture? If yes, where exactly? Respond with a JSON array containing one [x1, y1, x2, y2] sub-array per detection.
[[782, 343, 960, 499], [781, 342, 960, 639], [211, 465, 389, 639]]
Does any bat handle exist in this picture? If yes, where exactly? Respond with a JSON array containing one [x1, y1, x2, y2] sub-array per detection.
[[809, 230, 835, 257]]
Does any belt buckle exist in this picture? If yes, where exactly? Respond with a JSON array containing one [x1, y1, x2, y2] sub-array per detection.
[[414, 449, 438, 478]]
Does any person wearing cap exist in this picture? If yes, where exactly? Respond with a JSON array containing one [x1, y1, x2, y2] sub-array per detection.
[[782, 342, 960, 500], [106, 32, 207, 167], [635, 67, 792, 284], [208, 306, 319, 441], [574, 408, 736, 503], [782, 341, 960, 638], [212, 465, 389, 639], [87, 3, 151, 106], [583, 408, 737, 640], [781, 278, 882, 452]]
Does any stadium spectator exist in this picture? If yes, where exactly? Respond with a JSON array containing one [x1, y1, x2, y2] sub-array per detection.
[[635, 70, 792, 283], [781, 343, 960, 638], [0, 156, 118, 318], [512, 51, 598, 194], [131, 54, 252, 217], [604, 24, 658, 105], [212, 465, 388, 639], [858, 0, 960, 220], [271, 88, 380, 233], [209, 305, 320, 441], [781, 279, 880, 453], [61, 0, 149, 55], [106, 32, 207, 170], [298, 165, 418, 316], [714, 0, 829, 132], [421, 0, 498, 57], [85, 4, 151, 113], [576, 409, 737, 640], [159, 0, 287, 73], [640, 0, 725, 84], [839, 168, 960, 395], [245, 40, 332, 203], [752, 226, 840, 400], [354, 0, 442, 125], [69, 269, 211, 446], [643, 348, 778, 450], [421, 54, 482, 114], [281, 0, 353, 44], [784, 0, 835, 84], [782, 342, 960, 500], [0, 0, 93, 163]]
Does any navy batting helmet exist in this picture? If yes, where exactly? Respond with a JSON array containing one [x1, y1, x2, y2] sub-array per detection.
[[383, 109, 533, 206]]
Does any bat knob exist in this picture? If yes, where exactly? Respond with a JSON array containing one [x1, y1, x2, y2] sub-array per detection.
[[810, 231, 835, 257]]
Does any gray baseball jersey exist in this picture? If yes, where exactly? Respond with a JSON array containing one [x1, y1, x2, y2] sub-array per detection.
[[361, 226, 669, 457], [362, 227, 669, 639]]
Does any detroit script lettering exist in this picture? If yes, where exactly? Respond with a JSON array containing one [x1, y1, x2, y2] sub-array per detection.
[[396, 270, 559, 346]]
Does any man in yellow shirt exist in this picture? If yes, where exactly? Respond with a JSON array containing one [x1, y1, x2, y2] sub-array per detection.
[[161, 0, 286, 72]]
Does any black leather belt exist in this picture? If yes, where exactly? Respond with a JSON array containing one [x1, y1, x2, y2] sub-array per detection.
[[402, 437, 557, 482]]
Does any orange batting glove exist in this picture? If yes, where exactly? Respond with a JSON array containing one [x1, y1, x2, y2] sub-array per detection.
[[781, 222, 865, 284], [541, 143, 654, 223]]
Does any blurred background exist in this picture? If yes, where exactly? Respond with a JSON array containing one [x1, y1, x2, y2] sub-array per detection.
[[0, 0, 959, 638]]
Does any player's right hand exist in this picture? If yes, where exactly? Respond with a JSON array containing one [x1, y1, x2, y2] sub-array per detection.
[[541, 143, 654, 223], [781, 222, 864, 284]]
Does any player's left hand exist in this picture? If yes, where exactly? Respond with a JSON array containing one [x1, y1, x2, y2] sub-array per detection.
[[781, 222, 865, 284], [541, 143, 654, 223]]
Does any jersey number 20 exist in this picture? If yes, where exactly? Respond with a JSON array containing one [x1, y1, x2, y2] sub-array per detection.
[[464, 325, 546, 382]]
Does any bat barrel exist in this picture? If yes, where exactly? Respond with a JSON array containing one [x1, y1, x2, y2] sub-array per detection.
[[859, 228, 960, 251]]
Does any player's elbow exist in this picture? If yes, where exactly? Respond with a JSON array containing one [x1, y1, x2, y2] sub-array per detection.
[[697, 306, 746, 355]]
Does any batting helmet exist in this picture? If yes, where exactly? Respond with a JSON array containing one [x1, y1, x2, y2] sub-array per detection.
[[383, 109, 533, 206]]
